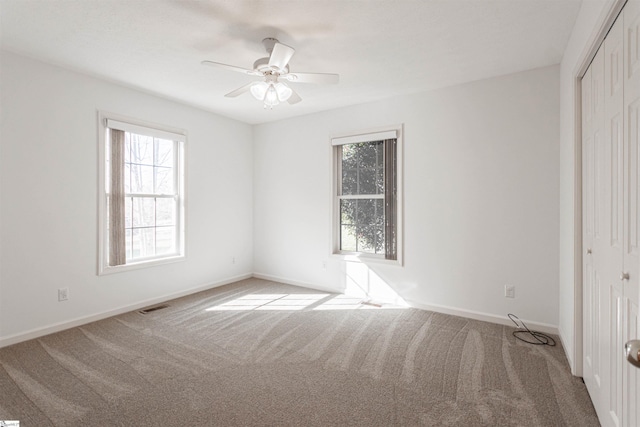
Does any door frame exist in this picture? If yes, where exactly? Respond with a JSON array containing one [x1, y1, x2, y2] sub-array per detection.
[[573, 0, 626, 377]]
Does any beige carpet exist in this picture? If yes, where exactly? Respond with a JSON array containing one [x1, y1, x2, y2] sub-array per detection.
[[0, 278, 598, 426]]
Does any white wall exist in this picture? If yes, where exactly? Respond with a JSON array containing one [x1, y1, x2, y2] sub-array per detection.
[[253, 65, 560, 329], [0, 52, 254, 344], [558, 0, 615, 373]]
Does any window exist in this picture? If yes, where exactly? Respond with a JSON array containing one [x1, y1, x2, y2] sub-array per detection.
[[98, 114, 185, 274], [332, 126, 402, 263]]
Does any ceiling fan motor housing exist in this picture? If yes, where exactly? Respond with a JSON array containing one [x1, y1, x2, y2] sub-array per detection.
[[253, 57, 289, 75]]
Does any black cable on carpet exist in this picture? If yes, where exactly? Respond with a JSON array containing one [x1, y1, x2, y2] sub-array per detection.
[[508, 313, 556, 346]]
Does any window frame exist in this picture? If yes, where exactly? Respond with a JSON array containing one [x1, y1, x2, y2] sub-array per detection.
[[331, 125, 403, 266], [97, 112, 187, 275]]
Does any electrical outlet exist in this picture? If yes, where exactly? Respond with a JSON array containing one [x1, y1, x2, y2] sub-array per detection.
[[322, 261, 327, 269], [58, 287, 69, 302], [505, 285, 515, 298], [232, 256, 236, 264]]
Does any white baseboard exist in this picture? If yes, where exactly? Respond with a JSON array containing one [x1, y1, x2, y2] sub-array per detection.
[[406, 299, 559, 335], [0, 273, 252, 349], [252, 272, 342, 294], [558, 327, 577, 375], [252, 272, 559, 335]]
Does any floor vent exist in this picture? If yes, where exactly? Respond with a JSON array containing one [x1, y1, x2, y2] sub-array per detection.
[[138, 304, 169, 314]]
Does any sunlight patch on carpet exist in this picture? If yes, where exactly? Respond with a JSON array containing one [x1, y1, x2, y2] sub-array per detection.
[[205, 293, 408, 312]]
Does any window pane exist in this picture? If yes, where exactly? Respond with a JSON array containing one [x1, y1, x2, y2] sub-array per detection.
[[125, 229, 132, 260], [357, 141, 380, 167], [156, 226, 176, 255], [139, 228, 156, 257], [341, 141, 384, 196], [356, 199, 376, 226], [375, 225, 385, 253], [340, 199, 355, 225], [341, 225, 357, 252], [354, 199, 385, 254], [375, 199, 385, 253], [124, 163, 131, 193], [132, 197, 155, 227], [131, 227, 155, 259], [355, 199, 375, 254], [376, 167, 384, 193], [124, 133, 131, 163], [342, 144, 356, 163], [141, 228, 155, 257], [130, 134, 154, 165], [155, 139, 173, 167], [131, 228, 141, 259], [130, 164, 153, 194], [358, 168, 377, 194], [156, 198, 175, 226], [125, 197, 132, 228], [341, 168, 357, 195], [358, 228, 376, 254], [155, 166, 173, 194]]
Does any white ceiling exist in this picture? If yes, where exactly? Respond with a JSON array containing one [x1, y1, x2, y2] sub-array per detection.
[[1, 0, 583, 125]]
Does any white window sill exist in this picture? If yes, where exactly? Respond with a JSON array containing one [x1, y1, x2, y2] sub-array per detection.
[[331, 252, 403, 267], [98, 254, 185, 275]]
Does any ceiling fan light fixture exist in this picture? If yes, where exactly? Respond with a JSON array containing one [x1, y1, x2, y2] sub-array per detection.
[[250, 81, 269, 101], [274, 81, 292, 102], [251, 80, 292, 109], [264, 84, 280, 108]]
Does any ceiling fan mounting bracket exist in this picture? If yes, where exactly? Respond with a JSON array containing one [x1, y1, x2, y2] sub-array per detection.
[[262, 37, 279, 54]]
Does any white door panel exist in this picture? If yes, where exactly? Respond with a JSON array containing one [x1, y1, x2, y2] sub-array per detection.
[[584, 44, 611, 424], [624, 3, 640, 426], [583, 60, 596, 394], [582, 4, 640, 425], [605, 15, 625, 427]]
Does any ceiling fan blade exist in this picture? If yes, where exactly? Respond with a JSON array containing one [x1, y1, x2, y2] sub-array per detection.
[[268, 42, 295, 71], [201, 60, 262, 76], [284, 72, 339, 84], [287, 88, 302, 105], [225, 82, 254, 98]]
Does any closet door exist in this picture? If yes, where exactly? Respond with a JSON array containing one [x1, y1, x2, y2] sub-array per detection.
[[583, 43, 613, 425], [623, 2, 640, 425], [604, 15, 624, 427], [583, 3, 640, 425]]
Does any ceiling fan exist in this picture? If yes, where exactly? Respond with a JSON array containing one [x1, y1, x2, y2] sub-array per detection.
[[202, 38, 339, 109]]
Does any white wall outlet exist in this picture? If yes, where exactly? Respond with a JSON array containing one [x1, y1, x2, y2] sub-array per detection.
[[58, 287, 69, 302], [232, 256, 236, 264], [322, 260, 327, 269], [505, 285, 515, 298]]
